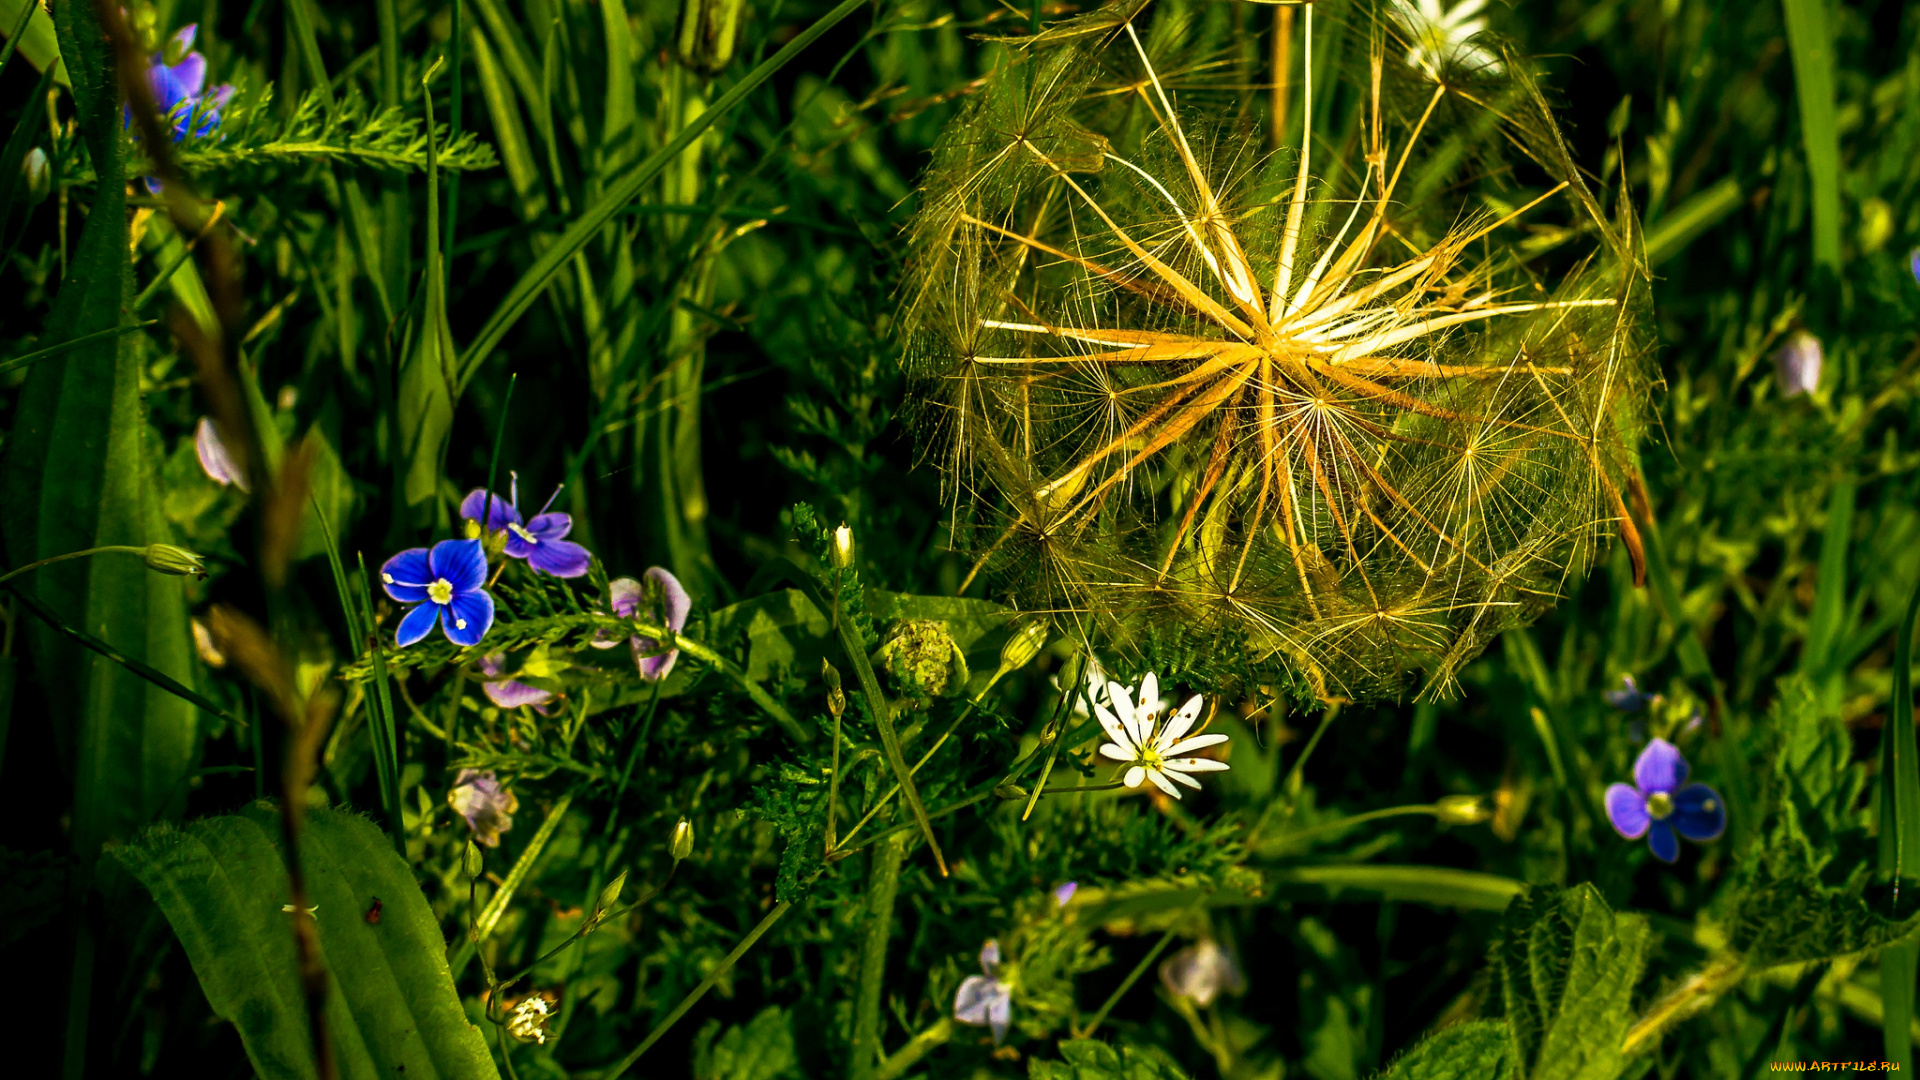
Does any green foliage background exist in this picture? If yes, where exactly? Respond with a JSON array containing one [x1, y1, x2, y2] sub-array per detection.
[[3, 0, 1920, 1078]]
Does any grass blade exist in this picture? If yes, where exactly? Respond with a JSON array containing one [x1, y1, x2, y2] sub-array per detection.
[[311, 496, 402, 849], [1643, 176, 1741, 267], [1878, 569, 1920, 1070], [1781, 0, 1841, 274], [455, 0, 872, 390]]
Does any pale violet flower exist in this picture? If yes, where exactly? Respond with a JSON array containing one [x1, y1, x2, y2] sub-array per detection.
[[1095, 673, 1229, 799], [1389, 0, 1502, 78], [1159, 939, 1246, 1007], [1773, 330, 1822, 398], [595, 568, 690, 681], [448, 769, 519, 847], [195, 417, 250, 491], [953, 939, 1012, 1044], [1052, 881, 1077, 908]]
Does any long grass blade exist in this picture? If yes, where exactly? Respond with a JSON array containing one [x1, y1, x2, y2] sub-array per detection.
[[1780, 0, 1841, 274], [1878, 570, 1920, 1069]]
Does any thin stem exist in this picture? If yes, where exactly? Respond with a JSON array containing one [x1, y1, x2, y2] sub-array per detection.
[[1263, 805, 1441, 850], [1023, 650, 1085, 822], [598, 901, 793, 1078], [0, 545, 149, 587], [1285, 700, 1342, 799], [1075, 920, 1185, 1039]]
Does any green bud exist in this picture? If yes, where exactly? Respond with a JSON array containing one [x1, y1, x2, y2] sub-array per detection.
[[822, 659, 846, 718], [994, 782, 1029, 800], [670, 818, 694, 861], [584, 871, 628, 934], [1434, 794, 1493, 826], [22, 148, 49, 205], [996, 619, 1049, 676], [144, 544, 207, 579], [830, 523, 854, 569], [676, 0, 748, 73], [464, 840, 485, 878]]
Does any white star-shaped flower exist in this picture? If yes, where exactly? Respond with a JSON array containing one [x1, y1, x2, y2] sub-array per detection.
[[1094, 673, 1230, 800], [1390, 0, 1503, 79]]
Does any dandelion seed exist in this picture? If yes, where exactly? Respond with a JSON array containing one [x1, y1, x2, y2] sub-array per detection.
[[1388, 0, 1503, 78], [1605, 738, 1725, 864], [448, 768, 519, 847], [595, 568, 690, 681], [953, 939, 1013, 1044], [1773, 331, 1822, 398], [194, 417, 249, 492], [460, 474, 592, 578], [381, 539, 495, 647], [1094, 673, 1229, 800], [1159, 939, 1245, 1007]]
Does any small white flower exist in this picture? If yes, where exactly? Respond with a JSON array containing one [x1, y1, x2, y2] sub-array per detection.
[[506, 993, 557, 1044], [1389, 0, 1502, 79], [1054, 655, 1170, 718], [1094, 673, 1230, 800]]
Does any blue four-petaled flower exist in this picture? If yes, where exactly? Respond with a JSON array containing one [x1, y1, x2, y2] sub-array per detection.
[[148, 26, 233, 143], [381, 539, 496, 647], [461, 474, 592, 578], [953, 939, 1012, 1044], [1605, 738, 1726, 864]]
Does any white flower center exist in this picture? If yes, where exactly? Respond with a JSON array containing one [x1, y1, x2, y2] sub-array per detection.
[[509, 523, 538, 544], [428, 579, 454, 605]]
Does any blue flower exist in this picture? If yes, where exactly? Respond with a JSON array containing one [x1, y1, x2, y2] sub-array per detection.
[[953, 939, 1012, 1044], [1603, 674, 1658, 712], [381, 539, 495, 647], [148, 27, 233, 142], [460, 474, 591, 579], [1605, 738, 1726, 863]]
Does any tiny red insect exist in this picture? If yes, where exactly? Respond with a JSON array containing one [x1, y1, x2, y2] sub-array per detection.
[[365, 896, 383, 924]]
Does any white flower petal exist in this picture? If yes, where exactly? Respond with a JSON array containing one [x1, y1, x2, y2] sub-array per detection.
[[1137, 672, 1159, 721], [1108, 681, 1140, 744], [1163, 757, 1231, 773], [1157, 694, 1205, 749], [1124, 765, 1147, 789], [1145, 767, 1182, 800], [1163, 732, 1229, 757], [1164, 768, 1203, 790], [1098, 742, 1133, 763], [1093, 702, 1134, 753]]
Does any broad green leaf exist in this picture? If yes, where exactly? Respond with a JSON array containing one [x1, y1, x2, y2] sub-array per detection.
[[1378, 1021, 1516, 1080], [110, 805, 500, 1080], [0, 0, 69, 86], [1490, 885, 1647, 1080], [693, 1006, 800, 1080], [1028, 1039, 1192, 1080], [1781, 0, 1841, 273], [1, 0, 195, 864]]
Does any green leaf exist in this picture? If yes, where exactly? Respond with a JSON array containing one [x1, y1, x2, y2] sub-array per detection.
[[110, 805, 501, 1080], [2, 0, 196, 864], [1780, 0, 1841, 273], [693, 1006, 800, 1080], [1881, 558, 1920, 1067], [1378, 1021, 1516, 1080], [0, 0, 69, 86], [1028, 1039, 1193, 1080], [1490, 885, 1648, 1080]]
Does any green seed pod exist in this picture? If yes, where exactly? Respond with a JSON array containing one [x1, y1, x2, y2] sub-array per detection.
[[144, 543, 207, 579], [996, 619, 1050, 677], [1435, 794, 1493, 826]]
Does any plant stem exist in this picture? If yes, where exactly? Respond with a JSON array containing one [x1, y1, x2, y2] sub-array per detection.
[[876, 1017, 952, 1080], [1023, 650, 1084, 822], [848, 833, 907, 1080], [1075, 920, 1185, 1039], [598, 901, 793, 1078], [0, 544, 148, 587]]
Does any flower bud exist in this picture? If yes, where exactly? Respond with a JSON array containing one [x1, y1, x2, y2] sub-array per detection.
[[584, 871, 628, 934], [670, 818, 694, 861], [463, 840, 485, 878], [822, 659, 846, 719], [996, 619, 1048, 677], [1434, 794, 1493, 825], [994, 782, 1029, 800], [1773, 330, 1822, 398], [22, 148, 49, 205], [144, 543, 207, 579], [830, 523, 854, 569]]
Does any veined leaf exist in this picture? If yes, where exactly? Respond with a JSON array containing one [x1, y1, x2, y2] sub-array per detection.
[[1378, 1020, 1516, 1080], [1028, 1039, 1193, 1080], [111, 805, 501, 1080], [1, 0, 195, 864], [1490, 885, 1647, 1080]]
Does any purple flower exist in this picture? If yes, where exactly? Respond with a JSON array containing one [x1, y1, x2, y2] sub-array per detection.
[[148, 27, 233, 142], [953, 939, 1012, 1044], [194, 417, 249, 492], [460, 474, 591, 578], [381, 539, 495, 647], [1605, 738, 1726, 863], [448, 768, 519, 847], [1603, 674, 1659, 712], [597, 568, 690, 681], [1773, 331, 1822, 398], [1909, 248, 1920, 287], [1159, 939, 1246, 1007], [478, 653, 555, 712], [1052, 881, 1077, 909]]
